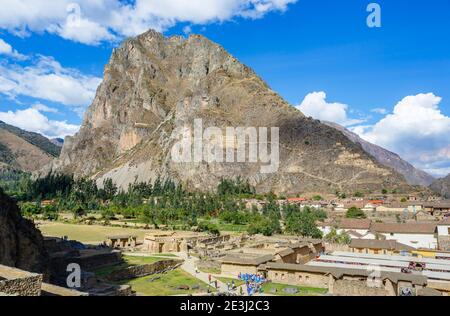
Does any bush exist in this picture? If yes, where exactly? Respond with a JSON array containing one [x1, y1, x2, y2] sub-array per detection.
[[345, 207, 367, 219], [248, 216, 280, 236], [197, 222, 220, 236], [42, 205, 59, 221], [20, 202, 42, 217]]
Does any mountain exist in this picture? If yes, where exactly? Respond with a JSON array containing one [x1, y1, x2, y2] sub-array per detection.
[[50, 138, 64, 147], [42, 30, 412, 195], [0, 121, 61, 172], [0, 188, 48, 272], [430, 174, 450, 198], [324, 122, 435, 187]]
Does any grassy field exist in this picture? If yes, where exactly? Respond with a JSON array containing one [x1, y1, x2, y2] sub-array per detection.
[[216, 277, 245, 287], [119, 269, 213, 296], [261, 283, 327, 296], [37, 222, 149, 243]]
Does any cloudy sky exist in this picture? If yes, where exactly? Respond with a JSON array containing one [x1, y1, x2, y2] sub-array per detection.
[[0, 0, 449, 177]]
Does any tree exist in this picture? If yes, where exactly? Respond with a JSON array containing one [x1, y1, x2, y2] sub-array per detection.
[[285, 211, 323, 238], [197, 222, 220, 236], [312, 195, 323, 201], [72, 204, 86, 219], [102, 178, 118, 200], [20, 202, 42, 217], [345, 207, 367, 219], [381, 188, 388, 195], [248, 216, 280, 236], [42, 205, 59, 221]]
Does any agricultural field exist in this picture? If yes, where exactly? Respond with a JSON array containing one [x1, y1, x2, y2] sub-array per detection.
[[37, 222, 149, 243]]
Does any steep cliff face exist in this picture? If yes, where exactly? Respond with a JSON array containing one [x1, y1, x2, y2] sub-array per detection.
[[0, 189, 48, 272], [430, 174, 450, 198], [46, 30, 411, 195], [324, 122, 435, 187]]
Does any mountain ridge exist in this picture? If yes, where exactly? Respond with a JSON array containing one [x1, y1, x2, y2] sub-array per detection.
[[323, 121, 435, 187], [430, 174, 450, 198], [0, 121, 61, 172]]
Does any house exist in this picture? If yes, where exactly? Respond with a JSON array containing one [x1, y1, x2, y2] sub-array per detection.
[[105, 235, 137, 249], [318, 218, 373, 237], [437, 218, 450, 251], [220, 253, 274, 276], [287, 197, 307, 205], [349, 239, 415, 256], [371, 223, 438, 249], [264, 262, 430, 296], [422, 201, 450, 218], [220, 240, 324, 276]]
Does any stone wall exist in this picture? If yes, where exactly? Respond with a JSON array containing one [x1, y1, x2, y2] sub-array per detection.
[[0, 274, 42, 296], [266, 269, 329, 289], [332, 279, 388, 296], [106, 259, 183, 282], [438, 236, 450, 251]]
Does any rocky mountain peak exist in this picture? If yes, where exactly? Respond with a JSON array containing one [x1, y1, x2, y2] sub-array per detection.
[[44, 30, 412, 195]]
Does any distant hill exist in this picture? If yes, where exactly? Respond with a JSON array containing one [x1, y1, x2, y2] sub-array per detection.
[[0, 121, 61, 157], [0, 121, 61, 172], [324, 122, 435, 187], [50, 138, 64, 147], [430, 174, 450, 198]]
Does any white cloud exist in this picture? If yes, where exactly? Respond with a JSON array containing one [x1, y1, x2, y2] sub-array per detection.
[[0, 107, 79, 138], [296, 91, 366, 127], [353, 93, 450, 177], [0, 38, 26, 59], [0, 55, 101, 110], [371, 107, 388, 115], [0, 0, 297, 45], [32, 103, 59, 113]]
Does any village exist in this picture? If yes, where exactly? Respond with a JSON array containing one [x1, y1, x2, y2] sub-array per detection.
[[2, 193, 450, 297]]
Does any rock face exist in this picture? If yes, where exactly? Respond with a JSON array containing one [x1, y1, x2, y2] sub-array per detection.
[[324, 122, 435, 187], [0, 189, 48, 273], [46, 30, 411, 195], [430, 174, 450, 198], [0, 121, 61, 172]]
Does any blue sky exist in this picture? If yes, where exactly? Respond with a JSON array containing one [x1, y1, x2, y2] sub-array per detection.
[[0, 0, 449, 177]]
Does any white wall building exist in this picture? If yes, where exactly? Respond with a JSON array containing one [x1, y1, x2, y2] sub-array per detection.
[[371, 223, 438, 249]]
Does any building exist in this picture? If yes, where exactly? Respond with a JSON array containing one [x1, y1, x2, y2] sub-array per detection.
[[264, 262, 430, 296], [306, 251, 450, 295], [349, 239, 416, 255], [318, 218, 373, 238], [286, 197, 307, 205], [437, 218, 450, 251], [105, 235, 137, 249], [370, 223, 438, 249], [422, 202, 450, 218], [142, 232, 201, 253], [220, 240, 324, 277], [221, 253, 274, 276]]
